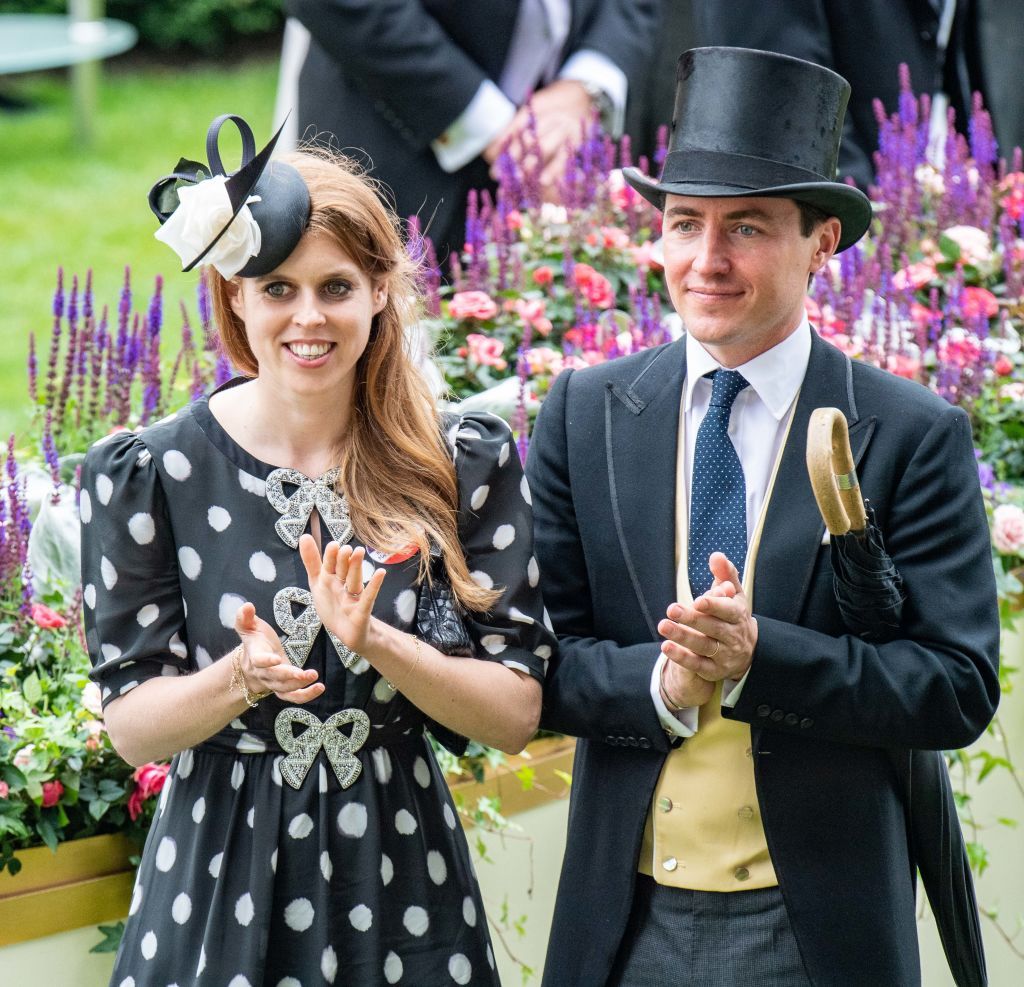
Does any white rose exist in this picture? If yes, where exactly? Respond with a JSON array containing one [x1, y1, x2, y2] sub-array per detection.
[[13, 745, 35, 769], [993, 504, 1024, 555], [154, 175, 262, 279], [81, 681, 104, 717], [942, 225, 993, 268]]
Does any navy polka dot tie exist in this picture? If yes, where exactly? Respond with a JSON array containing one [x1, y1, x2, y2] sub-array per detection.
[[688, 369, 749, 598]]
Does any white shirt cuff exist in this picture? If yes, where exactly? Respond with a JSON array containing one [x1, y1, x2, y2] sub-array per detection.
[[721, 670, 750, 708], [558, 48, 627, 136], [431, 80, 517, 173], [651, 654, 699, 738]]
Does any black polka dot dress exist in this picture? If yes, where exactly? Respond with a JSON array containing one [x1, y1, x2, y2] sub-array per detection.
[[81, 380, 554, 987]]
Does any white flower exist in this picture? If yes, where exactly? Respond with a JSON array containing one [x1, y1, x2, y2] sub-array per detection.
[[82, 681, 104, 717], [154, 175, 262, 279], [942, 225, 993, 268], [13, 745, 35, 769], [993, 504, 1024, 555]]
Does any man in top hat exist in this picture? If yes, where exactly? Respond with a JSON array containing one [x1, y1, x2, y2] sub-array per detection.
[[526, 47, 999, 985]]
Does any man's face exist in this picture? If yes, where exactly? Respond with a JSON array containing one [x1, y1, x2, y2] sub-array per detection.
[[660, 195, 840, 367]]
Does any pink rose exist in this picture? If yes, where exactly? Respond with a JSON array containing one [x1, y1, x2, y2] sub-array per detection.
[[937, 329, 982, 369], [892, 259, 937, 292], [465, 333, 508, 370], [505, 210, 524, 231], [607, 169, 639, 211], [573, 263, 615, 309], [41, 780, 64, 808], [993, 504, 1024, 555], [30, 603, 66, 629], [999, 172, 1024, 220], [885, 354, 921, 379], [0, 781, 8, 798], [999, 382, 1024, 402], [84, 719, 105, 751], [629, 241, 659, 271], [585, 226, 630, 250], [532, 266, 554, 286], [448, 291, 499, 321], [961, 286, 999, 321], [514, 298, 553, 337], [524, 347, 564, 376], [128, 761, 171, 821]]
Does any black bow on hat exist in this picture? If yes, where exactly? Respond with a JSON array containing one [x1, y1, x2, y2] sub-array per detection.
[[623, 47, 872, 252], [148, 114, 311, 278]]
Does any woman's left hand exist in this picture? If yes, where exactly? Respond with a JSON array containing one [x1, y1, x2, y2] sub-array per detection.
[[299, 534, 387, 656]]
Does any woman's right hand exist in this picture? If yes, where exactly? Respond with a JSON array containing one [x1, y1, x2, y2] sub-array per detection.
[[233, 602, 325, 704]]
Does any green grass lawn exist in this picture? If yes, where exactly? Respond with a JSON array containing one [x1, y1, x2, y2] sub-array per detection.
[[0, 54, 279, 443]]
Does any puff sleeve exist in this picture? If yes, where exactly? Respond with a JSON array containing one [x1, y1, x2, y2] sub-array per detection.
[[450, 412, 555, 683], [81, 431, 189, 708]]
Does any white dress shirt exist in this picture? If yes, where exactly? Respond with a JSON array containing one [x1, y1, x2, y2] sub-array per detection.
[[652, 321, 813, 737], [431, 0, 626, 173]]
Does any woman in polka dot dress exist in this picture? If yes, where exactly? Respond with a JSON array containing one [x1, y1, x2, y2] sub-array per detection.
[[81, 119, 553, 986]]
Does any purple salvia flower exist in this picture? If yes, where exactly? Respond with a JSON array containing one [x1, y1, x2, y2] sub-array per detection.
[[197, 272, 215, 351], [88, 306, 108, 428], [191, 355, 206, 401], [27, 333, 37, 403], [45, 269, 64, 412], [56, 273, 81, 429], [147, 275, 163, 339], [41, 411, 61, 502], [214, 350, 232, 387]]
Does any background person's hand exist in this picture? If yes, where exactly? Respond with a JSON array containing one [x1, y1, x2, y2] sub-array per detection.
[[233, 602, 324, 704], [484, 80, 596, 200]]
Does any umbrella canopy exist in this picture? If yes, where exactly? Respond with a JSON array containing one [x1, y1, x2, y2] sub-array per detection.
[[807, 407, 986, 987]]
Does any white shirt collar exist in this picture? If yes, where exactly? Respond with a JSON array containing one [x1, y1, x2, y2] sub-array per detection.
[[684, 319, 812, 420]]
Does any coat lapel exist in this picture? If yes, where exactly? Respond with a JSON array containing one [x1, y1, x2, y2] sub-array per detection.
[[754, 333, 875, 623], [606, 339, 687, 638]]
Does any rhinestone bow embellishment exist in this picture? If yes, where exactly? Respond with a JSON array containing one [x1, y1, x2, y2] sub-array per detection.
[[275, 707, 370, 789], [266, 467, 353, 549], [274, 586, 360, 669]]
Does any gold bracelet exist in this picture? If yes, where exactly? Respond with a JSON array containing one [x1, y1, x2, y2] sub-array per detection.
[[230, 645, 271, 708], [658, 661, 686, 713], [385, 636, 423, 693]]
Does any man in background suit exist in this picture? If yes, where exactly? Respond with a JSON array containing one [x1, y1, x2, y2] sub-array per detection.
[[285, 0, 660, 262], [692, 0, 990, 190], [526, 47, 999, 985]]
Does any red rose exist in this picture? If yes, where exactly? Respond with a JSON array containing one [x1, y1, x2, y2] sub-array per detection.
[[532, 265, 554, 286], [128, 762, 170, 820], [41, 780, 64, 808], [573, 263, 615, 309], [994, 354, 1014, 377], [30, 603, 66, 629], [0, 781, 9, 799]]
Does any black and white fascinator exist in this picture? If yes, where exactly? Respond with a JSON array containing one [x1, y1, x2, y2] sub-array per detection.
[[148, 114, 311, 278]]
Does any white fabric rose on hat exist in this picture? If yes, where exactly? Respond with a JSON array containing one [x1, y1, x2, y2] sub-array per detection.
[[154, 175, 262, 279]]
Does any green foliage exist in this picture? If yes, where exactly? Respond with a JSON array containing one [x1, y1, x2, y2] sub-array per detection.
[[0, 0, 283, 53]]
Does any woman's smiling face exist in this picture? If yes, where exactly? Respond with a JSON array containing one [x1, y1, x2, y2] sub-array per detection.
[[228, 231, 388, 403]]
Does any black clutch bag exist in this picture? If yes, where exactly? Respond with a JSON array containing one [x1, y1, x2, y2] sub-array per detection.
[[415, 554, 474, 755], [415, 561, 473, 657]]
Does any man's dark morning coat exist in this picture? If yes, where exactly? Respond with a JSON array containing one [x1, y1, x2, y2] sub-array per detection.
[[286, 0, 660, 257], [525, 331, 1000, 986]]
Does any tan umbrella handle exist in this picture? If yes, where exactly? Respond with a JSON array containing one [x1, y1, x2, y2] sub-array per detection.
[[806, 407, 867, 535]]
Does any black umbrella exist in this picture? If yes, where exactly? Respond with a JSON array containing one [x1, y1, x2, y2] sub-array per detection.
[[807, 408, 987, 987]]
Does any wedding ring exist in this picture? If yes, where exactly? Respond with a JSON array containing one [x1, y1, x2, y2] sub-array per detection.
[[707, 640, 721, 658]]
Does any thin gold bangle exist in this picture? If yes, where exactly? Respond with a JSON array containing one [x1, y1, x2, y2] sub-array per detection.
[[385, 636, 423, 693], [230, 645, 271, 707]]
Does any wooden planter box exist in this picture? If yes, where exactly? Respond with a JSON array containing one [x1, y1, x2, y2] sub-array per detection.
[[0, 738, 576, 950], [448, 735, 575, 822], [0, 834, 138, 947]]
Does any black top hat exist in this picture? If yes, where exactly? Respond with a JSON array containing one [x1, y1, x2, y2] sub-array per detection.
[[623, 47, 872, 252], [149, 114, 311, 278]]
